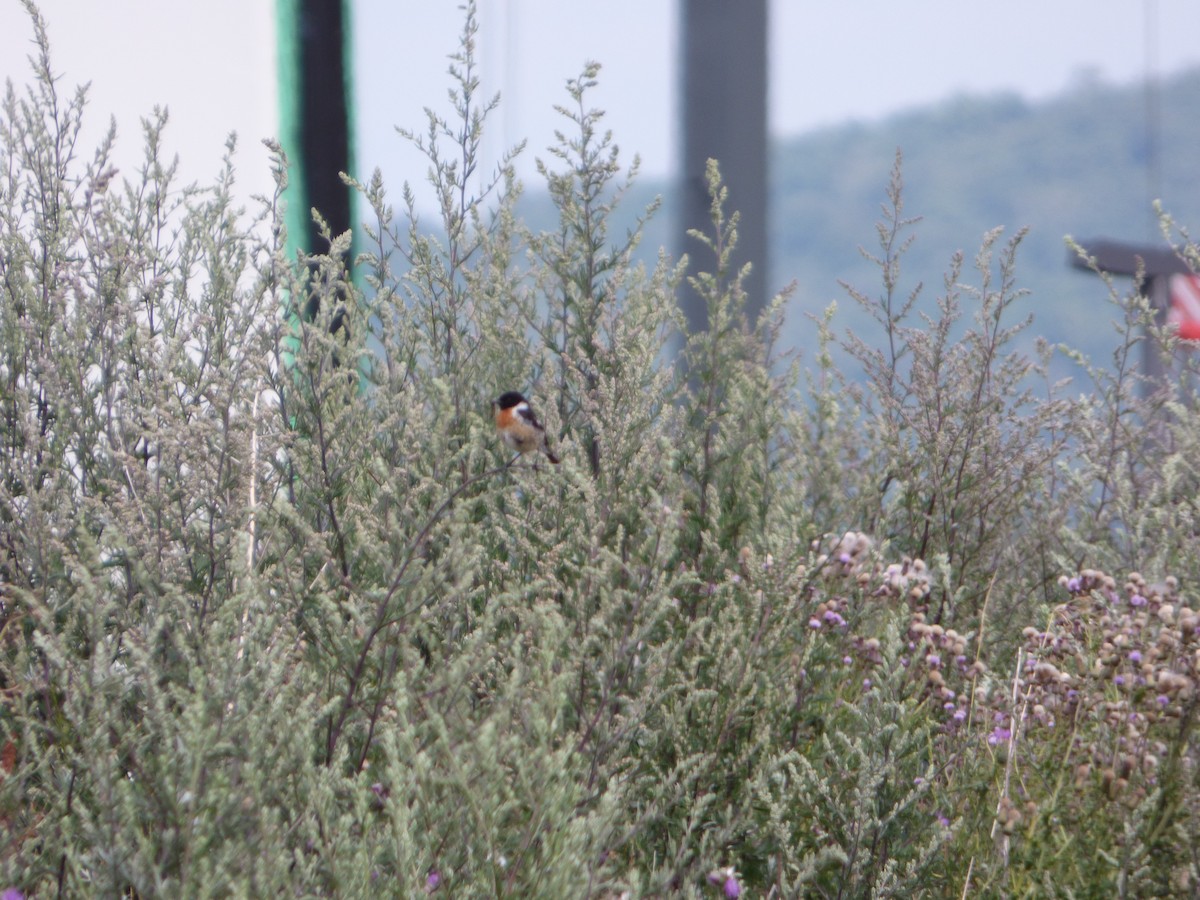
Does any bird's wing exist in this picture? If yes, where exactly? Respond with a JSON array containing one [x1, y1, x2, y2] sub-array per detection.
[[516, 405, 543, 429]]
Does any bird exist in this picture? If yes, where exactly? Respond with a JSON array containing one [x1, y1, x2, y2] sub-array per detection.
[[493, 391, 560, 465]]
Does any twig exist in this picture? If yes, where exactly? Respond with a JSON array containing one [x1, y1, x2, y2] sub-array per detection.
[[236, 390, 261, 663], [323, 460, 523, 764]]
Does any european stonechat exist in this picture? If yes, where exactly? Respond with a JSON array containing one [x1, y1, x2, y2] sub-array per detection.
[[493, 391, 560, 465]]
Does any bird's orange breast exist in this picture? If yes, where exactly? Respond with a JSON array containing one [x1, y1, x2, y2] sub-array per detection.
[[496, 408, 540, 453]]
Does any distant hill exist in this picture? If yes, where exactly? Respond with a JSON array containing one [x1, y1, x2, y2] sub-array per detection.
[[769, 67, 1200, 373], [521, 67, 1200, 379]]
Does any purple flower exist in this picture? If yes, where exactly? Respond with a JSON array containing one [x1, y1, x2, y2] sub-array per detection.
[[953, 708, 967, 722], [936, 812, 951, 827], [927, 653, 941, 668], [1130, 594, 1147, 607], [1129, 650, 1142, 663], [425, 870, 442, 892], [1066, 576, 1082, 592], [988, 726, 1012, 746], [808, 617, 821, 629], [2, 890, 24, 900], [708, 868, 741, 897], [822, 609, 846, 627], [1157, 695, 1170, 707], [1114, 675, 1126, 686], [842, 656, 853, 666], [838, 552, 852, 564]]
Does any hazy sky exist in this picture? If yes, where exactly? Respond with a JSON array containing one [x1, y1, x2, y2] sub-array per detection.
[[3, 1, 1199, 210]]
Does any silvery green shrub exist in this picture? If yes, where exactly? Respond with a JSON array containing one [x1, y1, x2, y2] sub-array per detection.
[[2, 3, 1199, 897]]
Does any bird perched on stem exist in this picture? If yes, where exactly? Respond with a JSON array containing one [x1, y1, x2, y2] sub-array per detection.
[[493, 391, 560, 465]]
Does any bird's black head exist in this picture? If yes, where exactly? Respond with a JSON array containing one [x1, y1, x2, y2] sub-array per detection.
[[495, 391, 526, 410]]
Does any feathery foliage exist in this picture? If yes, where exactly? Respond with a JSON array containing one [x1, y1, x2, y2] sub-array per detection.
[[2, 3, 1200, 897]]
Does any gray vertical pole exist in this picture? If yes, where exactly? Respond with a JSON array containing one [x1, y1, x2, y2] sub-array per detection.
[[678, 0, 769, 335]]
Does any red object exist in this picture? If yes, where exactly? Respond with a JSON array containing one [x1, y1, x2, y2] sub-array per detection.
[[1168, 274, 1200, 340]]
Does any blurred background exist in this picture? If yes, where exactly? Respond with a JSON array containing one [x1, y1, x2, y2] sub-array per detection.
[[4, 0, 1200, 369]]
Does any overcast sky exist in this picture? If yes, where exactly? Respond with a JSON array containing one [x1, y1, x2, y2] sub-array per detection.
[[3, 1, 1199, 211]]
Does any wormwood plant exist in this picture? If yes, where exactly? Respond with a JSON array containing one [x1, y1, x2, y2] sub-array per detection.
[[676, 159, 805, 586], [3, 2, 1200, 897], [1058, 231, 1200, 588], [840, 153, 1071, 640], [0, 5, 301, 893]]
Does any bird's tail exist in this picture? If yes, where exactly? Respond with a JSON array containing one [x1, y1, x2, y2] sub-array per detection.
[[544, 445, 561, 465]]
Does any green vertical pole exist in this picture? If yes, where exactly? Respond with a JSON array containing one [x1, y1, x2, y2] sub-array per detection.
[[275, 0, 356, 374]]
